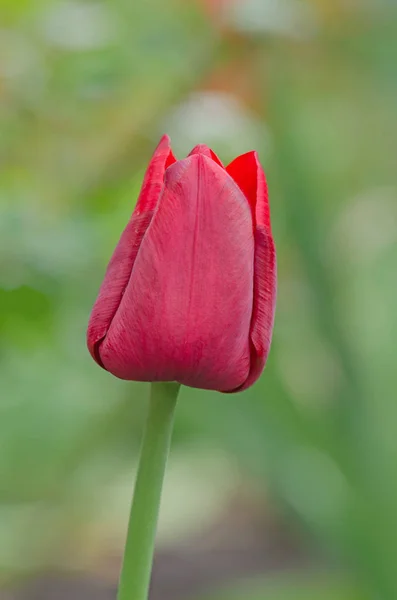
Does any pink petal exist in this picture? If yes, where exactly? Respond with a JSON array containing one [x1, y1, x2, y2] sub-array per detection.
[[99, 154, 254, 391], [226, 151, 276, 391], [87, 135, 176, 366], [226, 151, 271, 231], [188, 144, 224, 168]]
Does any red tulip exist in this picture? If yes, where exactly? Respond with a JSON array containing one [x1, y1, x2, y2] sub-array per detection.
[[87, 135, 276, 392]]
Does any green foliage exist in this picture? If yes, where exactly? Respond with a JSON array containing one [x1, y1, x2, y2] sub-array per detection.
[[1, 0, 396, 597], [198, 573, 371, 600]]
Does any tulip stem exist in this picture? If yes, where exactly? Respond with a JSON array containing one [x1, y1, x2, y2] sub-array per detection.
[[117, 382, 180, 600]]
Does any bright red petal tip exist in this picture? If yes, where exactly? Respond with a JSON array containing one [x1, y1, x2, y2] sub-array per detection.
[[226, 151, 271, 232], [136, 135, 177, 215]]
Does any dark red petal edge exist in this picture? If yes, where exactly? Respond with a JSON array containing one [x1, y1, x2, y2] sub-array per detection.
[[87, 135, 176, 367], [233, 227, 276, 391]]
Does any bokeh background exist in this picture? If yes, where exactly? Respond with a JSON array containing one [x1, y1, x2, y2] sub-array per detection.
[[1, 0, 397, 598]]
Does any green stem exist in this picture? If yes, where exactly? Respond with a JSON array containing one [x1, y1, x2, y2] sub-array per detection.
[[117, 382, 180, 600]]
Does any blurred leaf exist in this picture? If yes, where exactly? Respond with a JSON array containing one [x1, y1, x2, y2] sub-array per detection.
[[198, 572, 370, 600]]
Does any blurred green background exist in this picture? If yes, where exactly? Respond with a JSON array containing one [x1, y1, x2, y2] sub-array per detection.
[[1, 0, 397, 598]]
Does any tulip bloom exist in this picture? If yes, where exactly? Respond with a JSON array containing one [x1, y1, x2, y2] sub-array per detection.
[[87, 135, 276, 392]]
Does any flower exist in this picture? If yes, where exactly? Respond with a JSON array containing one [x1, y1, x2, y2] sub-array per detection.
[[87, 135, 276, 392]]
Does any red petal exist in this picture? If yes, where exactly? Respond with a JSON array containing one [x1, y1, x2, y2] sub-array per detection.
[[188, 144, 224, 168], [226, 151, 271, 231], [87, 135, 176, 365], [136, 135, 177, 214], [226, 151, 276, 391], [99, 154, 254, 391], [235, 226, 276, 391]]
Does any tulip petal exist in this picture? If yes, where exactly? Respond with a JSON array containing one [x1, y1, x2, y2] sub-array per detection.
[[188, 144, 224, 168], [236, 226, 276, 391], [99, 154, 255, 391], [226, 151, 271, 231], [87, 135, 176, 366], [226, 151, 276, 390]]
